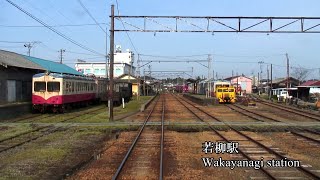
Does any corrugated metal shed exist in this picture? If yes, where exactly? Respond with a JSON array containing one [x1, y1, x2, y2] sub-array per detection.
[[0, 50, 83, 76], [22, 55, 82, 75], [0, 50, 44, 70]]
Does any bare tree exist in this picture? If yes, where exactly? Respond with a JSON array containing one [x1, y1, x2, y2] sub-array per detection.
[[291, 65, 311, 84]]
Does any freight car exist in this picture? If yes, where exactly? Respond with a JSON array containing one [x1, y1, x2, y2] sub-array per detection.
[[32, 73, 132, 113]]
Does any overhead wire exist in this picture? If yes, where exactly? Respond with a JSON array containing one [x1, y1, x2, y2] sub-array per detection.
[[5, 0, 104, 56], [77, 0, 107, 34], [0, 40, 31, 43], [115, 0, 139, 54], [0, 23, 109, 28]]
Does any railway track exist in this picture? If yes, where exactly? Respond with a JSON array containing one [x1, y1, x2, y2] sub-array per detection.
[[225, 104, 281, 123], [250, 95, 320, 121], [225, 104, 320, 146], [0, 106, 106, 154], [173, 94, 320, 179], [112, 94, 166, 180]]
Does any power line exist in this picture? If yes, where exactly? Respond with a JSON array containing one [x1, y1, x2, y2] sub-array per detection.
[[139, 54, 209, 58], [115, 0, 139, 54], [0, 40, 31, 43], [5, 0, 104, 56], [77, 0, 107, 34], [65, 50, 103, 56], [0, 23, 108, 28]]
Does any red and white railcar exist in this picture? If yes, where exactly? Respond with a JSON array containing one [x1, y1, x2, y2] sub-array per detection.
[[32, 73, 97, 113]]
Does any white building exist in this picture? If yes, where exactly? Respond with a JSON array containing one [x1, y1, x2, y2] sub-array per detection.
[[74, 47, 136, 78]]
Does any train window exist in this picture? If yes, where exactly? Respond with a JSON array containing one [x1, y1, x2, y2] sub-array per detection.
[[66, 82, 71, 93], [94, 69, 99, 74], [47, 82, 60, 92], [229, 89, 234, 92], [217, 89, 222, 92], [223, 89, 228, 92], [34, 82, 46, 92]]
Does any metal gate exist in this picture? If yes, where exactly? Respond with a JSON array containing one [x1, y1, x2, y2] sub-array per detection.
[[7, 80, 16, 102]]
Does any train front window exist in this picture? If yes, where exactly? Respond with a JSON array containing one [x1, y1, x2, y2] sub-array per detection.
[[47, 82, 60, 92], [34, 82, 46, 92]]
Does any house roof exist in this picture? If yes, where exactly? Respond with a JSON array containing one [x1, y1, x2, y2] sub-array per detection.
[[0, 50, 44, 70], [117, 73, 138, 79], [271, 77, 299, 84], [224, 75, 252, 81], [299, 80, 320, 87], [0, 50, 82, 75]]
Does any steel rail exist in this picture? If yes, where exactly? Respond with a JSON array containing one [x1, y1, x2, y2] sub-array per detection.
[[225, 105, 265, 122], [175, 94, 320, 179], [0, 107, 106, 153], [112, 95, 162, 180], [159, 95, 165, 180], [291, 131, 320, 145], [227, 103, 320, 147], [226, 104, 282, 122], [249, 95, 320, 118], [171, 94, 276, 179], [258, 101, 320, 122]]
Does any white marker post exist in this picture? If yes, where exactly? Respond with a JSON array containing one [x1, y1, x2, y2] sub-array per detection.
[[122, 98, 125, 109]]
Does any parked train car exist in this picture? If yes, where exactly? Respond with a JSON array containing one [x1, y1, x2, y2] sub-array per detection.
[[216, 86, 236, 103], [110, 79, 132, 105], [174, 84, 188, 93], [32, 73, 132, 113]]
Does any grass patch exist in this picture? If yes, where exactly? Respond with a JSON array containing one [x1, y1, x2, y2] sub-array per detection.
[[71, 96, 154, 123], [0, 124, 33, 141]]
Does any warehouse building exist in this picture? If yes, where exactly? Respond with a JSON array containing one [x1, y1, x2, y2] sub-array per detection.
[[0, 50, 82, 104]]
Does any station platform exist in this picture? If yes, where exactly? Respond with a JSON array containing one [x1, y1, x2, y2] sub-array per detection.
[[0, 102, 31, 120]]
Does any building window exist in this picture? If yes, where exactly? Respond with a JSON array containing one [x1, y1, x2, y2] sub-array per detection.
[[100, 69, 106, 75], [85, 69, 91, 74]]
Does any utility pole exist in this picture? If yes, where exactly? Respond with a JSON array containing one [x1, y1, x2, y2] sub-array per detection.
[[286, 53, 290, 103], [270, 64, 273, 99], [207, 54, 212, 98], [232, 70, 234, 78], [258, 61, 264, 81], [59, 49, 65, 64], [191, 67, 194, 78], [105, 17, 109, 79], [147, 65, 151, 96], [24, 43, 33, 56], [109, 5, 115, 121], [137, 54, 141, 100], [212, 70, 214, 80], [286, 53, 290, 89], [267, 65, 269, 96], [143, 69, 146, 96], [236, 72, 239, 95], [258, 72, 260, 95]]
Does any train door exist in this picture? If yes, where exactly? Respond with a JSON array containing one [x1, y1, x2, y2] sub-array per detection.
[[7, 80, 16, 102]]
